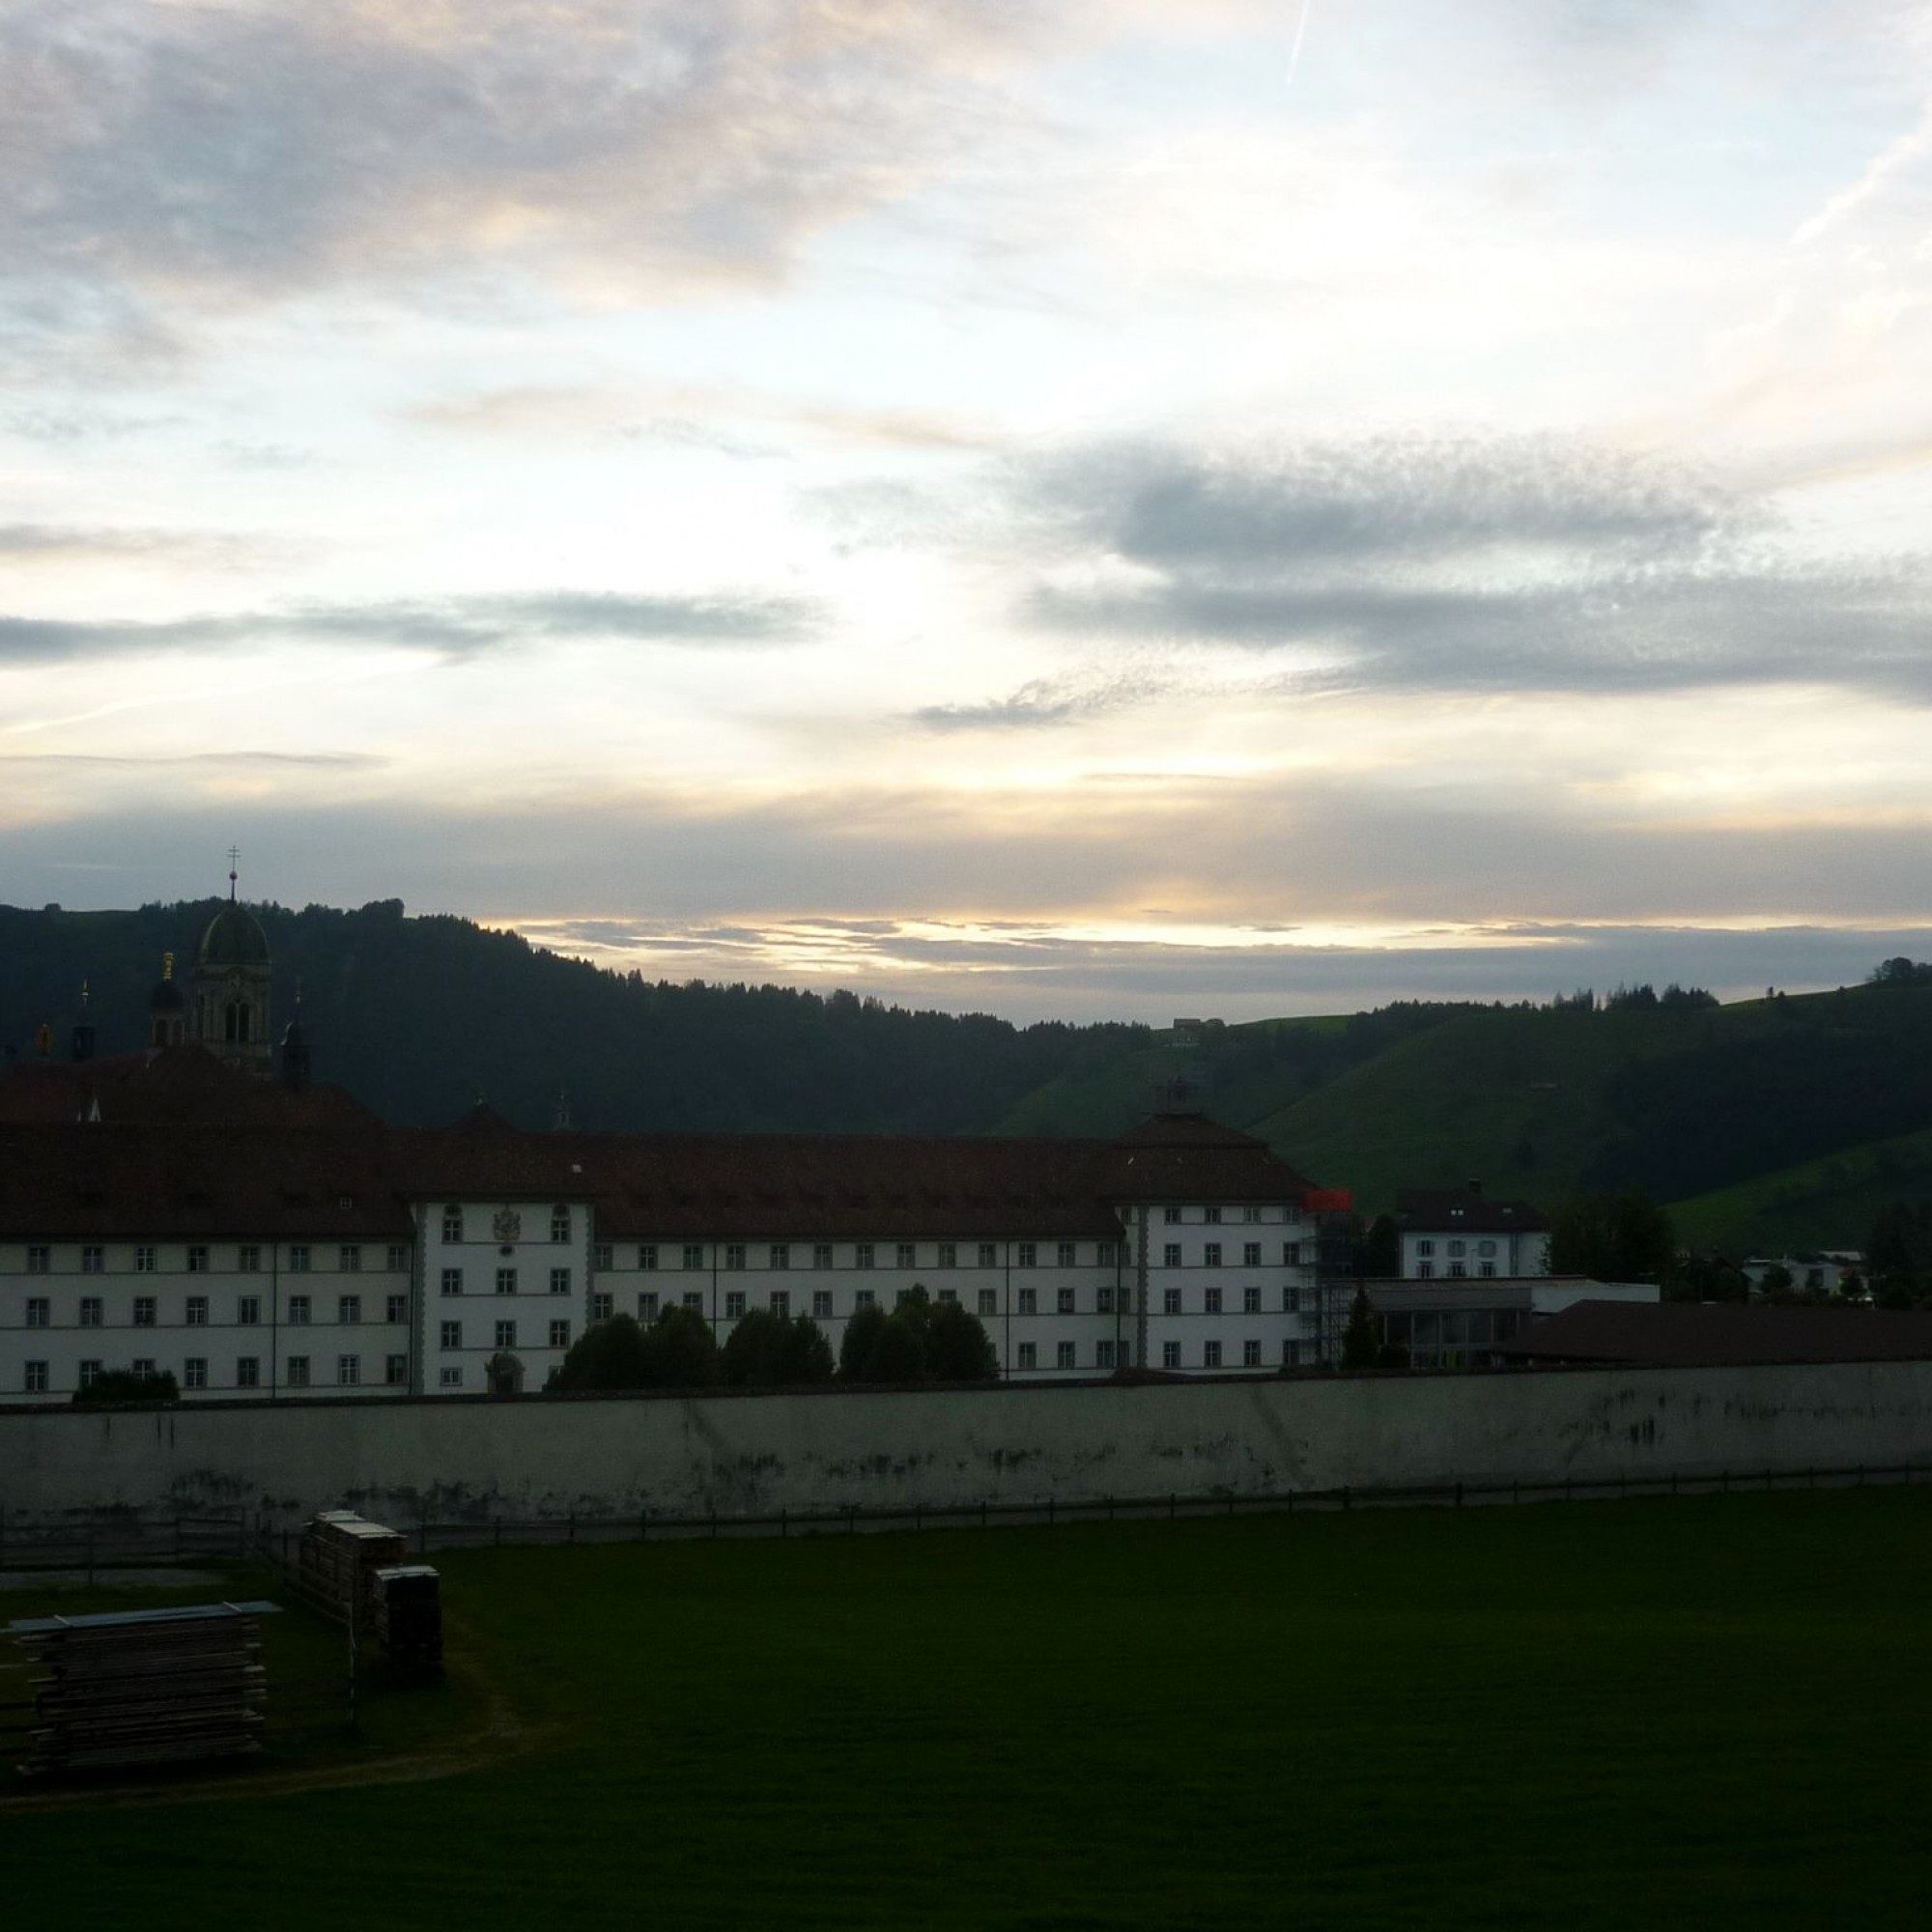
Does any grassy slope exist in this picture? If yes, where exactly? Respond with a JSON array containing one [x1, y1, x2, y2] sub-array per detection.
[[1668, 1124, 1932, 1252], [6, 1491, 1930, 1930]]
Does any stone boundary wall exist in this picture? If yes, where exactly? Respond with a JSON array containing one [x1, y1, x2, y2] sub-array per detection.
[[4, 1362, 1931, 1528]]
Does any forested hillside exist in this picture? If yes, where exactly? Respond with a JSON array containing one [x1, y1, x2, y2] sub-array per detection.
[[9, 897, 1932, 1252], [0, 899, 1147, 1134]]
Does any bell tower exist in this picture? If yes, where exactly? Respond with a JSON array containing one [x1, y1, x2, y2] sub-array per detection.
[[192, 850, 273, 1073]]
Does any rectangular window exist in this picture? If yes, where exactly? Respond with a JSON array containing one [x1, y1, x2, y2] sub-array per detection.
[[639, 1244, 659, 1270], [1204, 1340, 1222, 1369], [725, 1291, 747, 1319], [1017, 1288, 1037, 1315], [1163, 1243, 1182, 1268], [638, 1292, 659, 1321], [133, 1295, 156, 1327], [1204, 1243, 1222, 1267], [82, 1244, 103, 1274], [1479, 1262, 1496, 1278], [1097, 1242, 1118, 1266], [1449, 1263, 1466, 1279], [338, 1294, 361, 1324], [1056, 1341, 1076, 1370], [1161, 1341, 1180, 1370], [185, 1294, 209, 1326], [937, 1241, 956, 1268], [385, 1353, 408, 1385], [1243, 1339, 1262, 1367], [850, 1243, 871, 1269], [770, 1243, 789, 1269], [812, 1290, 833, 1319], [1164, 1208, 1181, 1224], [440, 1321, 462, 1350], [386, 1244, 410, 1271], [770, 1290, 790, 1318], [1285, 1286, 1300, 1313], [1417, 1262, 1435, 1279], [1205, 1288, 1222, 1315], [288, 1295, 310, 1324], [237, 1294, 261, 1325], [551, 1207, 572, 1244], [1242, 1286, 1261, 1314], [25, 1243, 53, 1276], [337, 1354, 360, 1387], [441, 1207, 463, 1243], [78, 1359, 101, 1389], [1283, 1242, 1301, 1266], [593, 1242, 612, 1269], [1243, 1207, 1263, 1223], [386, 1293, 408, 1324], [495, 1321, 517, 1350], [550, 1266, 571, 1296], [813, 1243, 834, 1269], [1416, 1238, 1435, 1256], [237, 1244, 260, 1272], [680, 1292, 701, 1312], [288, 1244, 310, 1272], [22, 1359, 48, 1393], [681, 1244, 704, 1271], [237, 1355, 260, 1388], [189, 1245, 213, 1274], [549, 1320, 571, 1349], [1016, 1242, 1037, 1267], [440, 1266, 464, 1296], [496, 1266, 517, 1295], [440, 1366, 463, 1388], [855, 1289, 877, 1311], [895, 1288, 913, 1310], [1096, 1341, 1115, 1371], [1057, 1287, 1075, 1314], [135, 1245, 156, 1273], [286, 1356, 310, 1388], [977, 1242, 998, 1268], [1056, 1241, 1076, 1267], [1017, 1342, 1037, 1370], [339, 1244, 361, 1273], [1448, 1240, 1465, 1258], [977, 1289, 997, 1317], [724, 1244, 747, 1270], [591, 1293, 613, 1321], [1096, 1286, 1114, 1314], [184, 1357, 208, 1390], [1163, 1288, 1181, 1316], [1205, 1207, 1222, 1225], [79, 1295, 102, 1327], [937, 1287, 956, 1304], [1243, 1242, 1262, 1267], [131, 1358, 155, 1379]]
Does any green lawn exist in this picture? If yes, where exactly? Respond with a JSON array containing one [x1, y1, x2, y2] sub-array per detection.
[[6, 1491, 1930, 1928]]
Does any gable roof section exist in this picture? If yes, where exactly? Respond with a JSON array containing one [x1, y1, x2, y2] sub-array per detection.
[[1396, 1187, 1549, 1235]]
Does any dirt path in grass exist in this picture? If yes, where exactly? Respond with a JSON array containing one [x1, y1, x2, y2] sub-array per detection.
[[0, 1624, 553, 1814]]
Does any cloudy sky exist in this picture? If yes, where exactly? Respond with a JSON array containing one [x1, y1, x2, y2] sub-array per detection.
[[6, 0, 1932, 1020]]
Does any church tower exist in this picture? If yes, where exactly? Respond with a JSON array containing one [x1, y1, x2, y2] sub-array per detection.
[[192, 851, 272, 1073]]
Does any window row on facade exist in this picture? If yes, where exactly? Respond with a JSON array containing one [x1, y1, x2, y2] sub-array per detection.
[[14, 1292, 411, 1330], [4, 1242, 411, 1275], [438, 1206, 578, 1244], [437, 1266, 576, 1297], [19, 1353, 409, 1393], [606, 1282, 1327, 1322], [582, 1237, 1128, 1272]]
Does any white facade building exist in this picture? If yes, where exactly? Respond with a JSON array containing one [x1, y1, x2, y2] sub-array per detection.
[[1396, 1186, 1550, 1281]]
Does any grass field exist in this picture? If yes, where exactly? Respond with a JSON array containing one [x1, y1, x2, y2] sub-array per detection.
[[5, 1490, 1930, 1929]]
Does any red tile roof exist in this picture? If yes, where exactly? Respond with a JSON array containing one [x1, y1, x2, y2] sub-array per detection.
[[1497, 1299, 1932, 1367], [0, 1045, 378, 1131]]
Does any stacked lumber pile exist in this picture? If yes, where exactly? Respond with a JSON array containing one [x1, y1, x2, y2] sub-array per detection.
[[9, 1602, 278, 1776], [371, 1566, 443, 1675]]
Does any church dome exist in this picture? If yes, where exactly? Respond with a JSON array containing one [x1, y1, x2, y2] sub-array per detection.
[[198, 902, 270, 970]]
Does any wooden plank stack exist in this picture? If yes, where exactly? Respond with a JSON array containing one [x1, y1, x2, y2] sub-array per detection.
[[298, 1511, 441, 1677], [9, 1601, 278, 1776]]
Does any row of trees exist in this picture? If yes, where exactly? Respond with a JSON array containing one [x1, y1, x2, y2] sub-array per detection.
[[547, 1286, 1000, 1393]]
